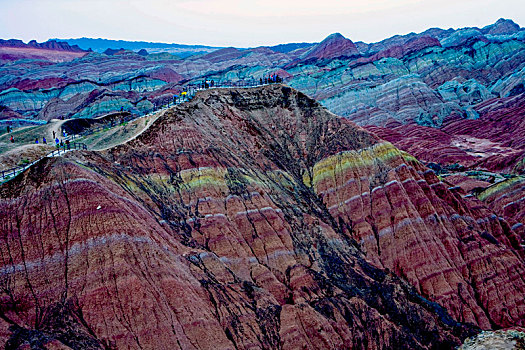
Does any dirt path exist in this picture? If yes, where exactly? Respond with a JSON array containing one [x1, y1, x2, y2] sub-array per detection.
[[81, 111, 162, 151], [0, 120, 68, 170]]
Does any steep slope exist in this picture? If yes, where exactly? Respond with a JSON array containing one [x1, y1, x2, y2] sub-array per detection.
[[478, 177, 525, 241], [1, 86, 524, 349]]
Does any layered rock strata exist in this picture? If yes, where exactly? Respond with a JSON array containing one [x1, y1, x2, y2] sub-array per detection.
[[1, 86, 524, 349]]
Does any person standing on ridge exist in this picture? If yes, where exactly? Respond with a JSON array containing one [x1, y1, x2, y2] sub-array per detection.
[[43, 137, 47, 144], [10, 135, 14, 143], [35, 138, 39, 144], [53, 130, 56, 139]]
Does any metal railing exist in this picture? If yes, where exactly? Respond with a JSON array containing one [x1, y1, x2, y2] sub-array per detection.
[[0, 167, 19, 181], [48, 142, 88, 157], [0, 142, 88, 181], [1, 80, 282, 182]]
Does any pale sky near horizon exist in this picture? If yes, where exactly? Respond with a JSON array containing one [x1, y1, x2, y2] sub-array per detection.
[[1, 0, 524, 47]]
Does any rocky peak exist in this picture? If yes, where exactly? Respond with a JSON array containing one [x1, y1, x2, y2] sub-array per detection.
[[482, 18, 521, 35], [303, 32, 359, 60], [38, 40, 85, 52], [324, 32, 346, 41]]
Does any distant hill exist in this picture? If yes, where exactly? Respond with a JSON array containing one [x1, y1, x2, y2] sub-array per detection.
[[56, 37, 222, 58], [0, 39, 86, 52], [58, 38, 318, 57], [0, 39, 88, 63], [265, 42, 314, 53]]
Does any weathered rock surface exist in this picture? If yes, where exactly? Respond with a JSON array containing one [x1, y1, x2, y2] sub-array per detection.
[[1, 86, 524, 348], [352, 36, 442, 66], [459, 328, 525, 350], [442, 174, 491, 194], [367, 123, 481, 167], [443, 94, 525, 160], [478, 177, 525, 242], [366, 93, 525, 173]]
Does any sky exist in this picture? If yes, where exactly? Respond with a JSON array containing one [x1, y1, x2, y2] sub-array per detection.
[[1, 0, 524, 47]]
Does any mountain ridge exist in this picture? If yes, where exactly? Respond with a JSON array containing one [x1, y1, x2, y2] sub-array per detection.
[[1, 85, 524, 348]]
